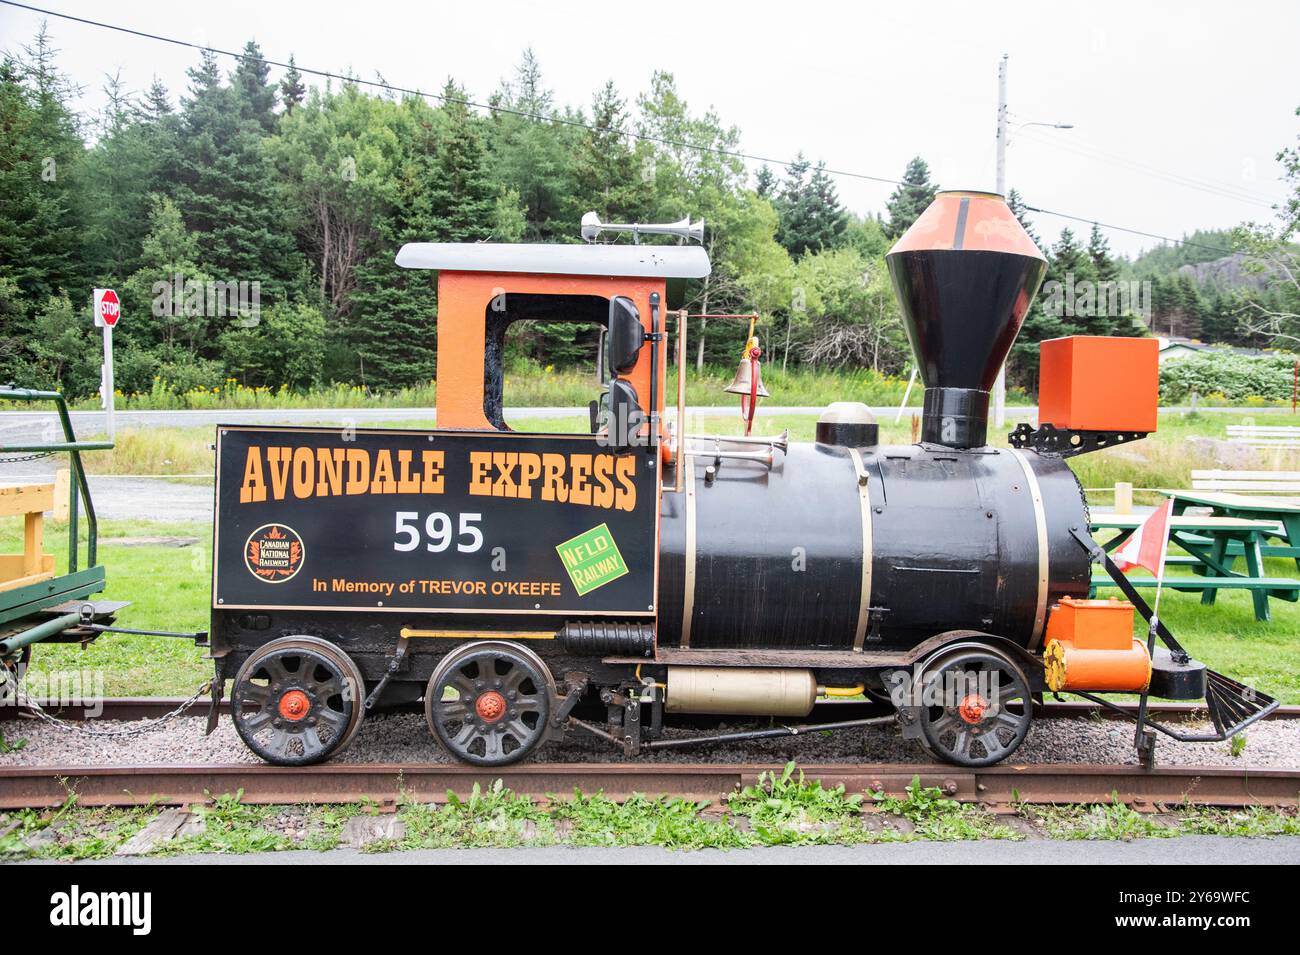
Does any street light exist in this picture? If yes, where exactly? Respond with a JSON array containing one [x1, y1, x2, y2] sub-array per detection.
[[991, 54, 1074, 430]]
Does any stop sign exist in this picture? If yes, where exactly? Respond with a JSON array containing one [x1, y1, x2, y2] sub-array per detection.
[[94, 288, 120, 327]]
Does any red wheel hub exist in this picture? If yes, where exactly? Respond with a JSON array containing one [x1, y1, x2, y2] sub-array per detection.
[[278, 689, 311, 722], [958, 693, 988, 725], [475, 691, 507, 723]]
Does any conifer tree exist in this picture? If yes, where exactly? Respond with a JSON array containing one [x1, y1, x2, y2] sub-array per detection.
[[775, 155, 847, 257], [279, 56, 306, 115], [167, 47, 301, 302], [232, 41, 278, 133], [1006, 188, 1041, 248], [573, 81, 653, 223], [884, 157, 938, 238]]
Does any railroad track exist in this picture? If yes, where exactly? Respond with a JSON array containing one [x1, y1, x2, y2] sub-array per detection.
[[2, 699, 1297, 811], [4, 697, 1298, 724], [1, 760, 1297, 810]]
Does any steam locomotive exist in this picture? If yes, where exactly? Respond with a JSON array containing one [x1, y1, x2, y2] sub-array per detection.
[[205, 191, 1274, 769]]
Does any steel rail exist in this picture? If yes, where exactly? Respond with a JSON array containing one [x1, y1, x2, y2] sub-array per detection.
[[0, 760, 1296, 810], [3, 697, 1296, 724]]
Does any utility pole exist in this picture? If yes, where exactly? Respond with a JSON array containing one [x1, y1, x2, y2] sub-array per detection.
[[992, 54, 1009, 431], [991, 55, 1072, 431]]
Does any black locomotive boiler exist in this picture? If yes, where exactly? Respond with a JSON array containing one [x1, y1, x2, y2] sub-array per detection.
[[205, 192, 1274, 769]]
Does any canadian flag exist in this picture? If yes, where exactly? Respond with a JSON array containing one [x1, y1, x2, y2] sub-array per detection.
[[1113, 498, 1175, 575]]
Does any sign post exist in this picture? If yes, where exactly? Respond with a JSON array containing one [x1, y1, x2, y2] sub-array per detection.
[[93, 288, 120, 440]]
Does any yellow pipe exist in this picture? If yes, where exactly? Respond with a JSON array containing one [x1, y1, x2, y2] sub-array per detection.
[[636, 664, 667, 690], [399, 628, 555, 640], [820, 684, 866, 698]]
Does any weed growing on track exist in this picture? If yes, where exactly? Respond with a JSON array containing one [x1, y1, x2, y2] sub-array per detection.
[[871, 776, 1018, 841]]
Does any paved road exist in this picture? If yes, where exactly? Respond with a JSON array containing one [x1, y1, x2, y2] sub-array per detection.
[[16, 835, 1300, 865]]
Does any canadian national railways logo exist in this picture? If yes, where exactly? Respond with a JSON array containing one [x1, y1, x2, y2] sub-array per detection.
[[245, 523, 304, 583]]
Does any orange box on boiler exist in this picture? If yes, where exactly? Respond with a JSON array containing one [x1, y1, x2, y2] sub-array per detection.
[[1038, 336, 1159, 433]]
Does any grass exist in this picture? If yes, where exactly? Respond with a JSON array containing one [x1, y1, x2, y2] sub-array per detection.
[[54, 363, 1296, 415], [3, 771, 1297, 860], [67, 365, 951, 413], [80, 427, 216, 476], [1, 518, 211, 695]]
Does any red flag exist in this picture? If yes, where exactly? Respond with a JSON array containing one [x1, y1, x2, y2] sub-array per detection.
[[1113, 498, 1174, 575]]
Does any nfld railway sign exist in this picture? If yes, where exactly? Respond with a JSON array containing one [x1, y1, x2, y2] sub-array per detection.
[[212, 426, 659, 615]]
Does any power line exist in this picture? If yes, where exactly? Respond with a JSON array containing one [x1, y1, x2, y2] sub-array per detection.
[[1011, 122, 1280, 209], [1023, 206, 1237, 257], [0, 0, 901, 188], [0, 0, 1272, 260]]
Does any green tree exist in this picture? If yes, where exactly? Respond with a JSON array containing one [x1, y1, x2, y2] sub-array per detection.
[[1087, 223, 1119, 284], [885, 157, 937, 238], [166, 48, 302, 302], [279, 56, 306, 115], [841, 214, 891, 258], [487, 50, 580, 241], [791, 248, 905, 371], [572, 80, 654, 223], [1006, 188, 1041, 248], [775, 155, 847, 257], [423, 81, 505, 241], [26, 293, 95, 391], [78, 71, 167, 284], [0, 29, 85, 306], [120, 194, 215, 385], [232, 41, 278, 133], [220, 300, 326, 388], [266, 84, 407, 322], [636, 70, 770, 368], [1232, 105, 1300, 348]]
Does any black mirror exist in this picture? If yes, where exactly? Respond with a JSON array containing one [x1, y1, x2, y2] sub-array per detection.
[[607, 296, 643, 375], [605, 379, 644, 450]]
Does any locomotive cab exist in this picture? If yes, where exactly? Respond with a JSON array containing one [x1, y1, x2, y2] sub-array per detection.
[[206, 194, 1275, 770]]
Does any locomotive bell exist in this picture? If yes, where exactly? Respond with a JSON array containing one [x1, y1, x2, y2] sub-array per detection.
[[723, 339, 770, 398], [886, 191, 1046, 449]]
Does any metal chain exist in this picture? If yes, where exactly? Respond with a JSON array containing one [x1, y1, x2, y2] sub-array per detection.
[[8, 680, 213, 738], [0, 451, 56, 465]]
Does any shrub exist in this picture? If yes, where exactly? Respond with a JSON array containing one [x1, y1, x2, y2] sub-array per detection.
[[1159, 352, 1298, 403]]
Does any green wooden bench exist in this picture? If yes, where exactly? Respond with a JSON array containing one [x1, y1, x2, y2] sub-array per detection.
[[1091, 574, 1300, 601], [1090, 512, 1293, 621], [1164, 490, 1300, 567]]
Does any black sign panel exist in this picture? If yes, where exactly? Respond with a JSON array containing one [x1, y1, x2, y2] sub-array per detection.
[[213, 427, 659, 616]]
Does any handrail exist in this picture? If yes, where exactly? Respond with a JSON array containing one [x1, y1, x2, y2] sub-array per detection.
[[0, 386, 110, 570]]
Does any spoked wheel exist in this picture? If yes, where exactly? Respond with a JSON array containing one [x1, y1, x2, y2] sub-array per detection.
[[919, 647, 1033, 767], [232, 636, 365, 766], [425, 641, 554, 767]]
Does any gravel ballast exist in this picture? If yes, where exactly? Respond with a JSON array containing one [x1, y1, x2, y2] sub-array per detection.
[[1, 712, 1297, 769]]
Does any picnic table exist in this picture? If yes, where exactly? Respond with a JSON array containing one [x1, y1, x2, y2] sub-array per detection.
[[1089, 513, 1298, 622], [1161, 490, 1300, 569]]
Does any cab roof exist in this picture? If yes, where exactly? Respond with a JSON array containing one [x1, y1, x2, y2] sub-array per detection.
[[395, 242, 711, 279]]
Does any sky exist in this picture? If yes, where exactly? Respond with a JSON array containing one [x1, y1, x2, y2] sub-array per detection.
[[2, 0, 1297, 258]]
